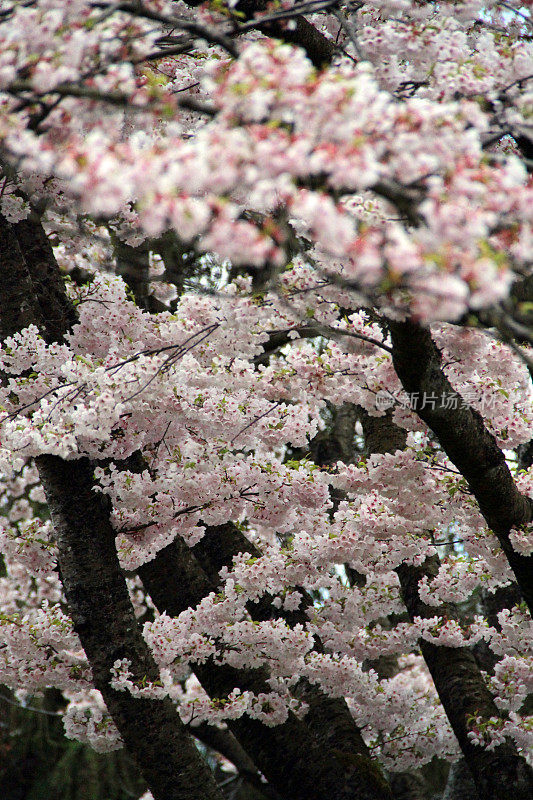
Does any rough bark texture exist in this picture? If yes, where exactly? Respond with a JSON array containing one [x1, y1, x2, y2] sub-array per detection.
[[13, 214, 78, 341], [388, 319, 533, 615], [359, 407, 533, 800], [473, 583, 523, 674], [389, 771, 428, 800], [397, 557, 532, 800], [517, 438, 533, 472], [359, 408, 407, 459], [191, 722, 265, 787], [112, 235, 153, 312], [0, 214, 43, 339], [0, 211, 225, 800], [37, 456, 223, 800], [265, 16, 335, 68], [515, 134, 533, 168]]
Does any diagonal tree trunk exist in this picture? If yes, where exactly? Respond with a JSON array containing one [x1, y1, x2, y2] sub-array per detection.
[[388, 319, 533, 615], [139, 534, 392, 800], [191, 520, 381, 765], [37, 454, 224, 800], [182, 0, 335, 67], [442, 759, 479, 800], [358, 406, 533, 800]]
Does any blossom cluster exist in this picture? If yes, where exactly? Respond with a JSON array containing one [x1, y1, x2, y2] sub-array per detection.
[[0, 4, 532, 321], [0, 270, 531, 765]]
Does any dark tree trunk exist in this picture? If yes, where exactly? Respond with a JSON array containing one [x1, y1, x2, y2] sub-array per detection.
[[191, 520, 389, 784], [388, 319, 533, 615], [396, 557, 532, 800], [359, 407, 533, 800], [37, 455, 224, 800], [183, 0, 335, 67], [442, 759, 479, 800], [139, 536, 393, 800]]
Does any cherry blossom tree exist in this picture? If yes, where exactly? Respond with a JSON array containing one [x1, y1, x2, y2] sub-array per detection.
[[0, 2, 532, 799]]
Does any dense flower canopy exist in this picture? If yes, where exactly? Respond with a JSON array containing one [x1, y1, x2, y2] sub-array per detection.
[[0, 2, 532, 800]]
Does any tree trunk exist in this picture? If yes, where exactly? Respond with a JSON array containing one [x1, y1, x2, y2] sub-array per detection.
[[359, 407, 533, 800], [388, 319, 533, 615], [139, 536, 392, 800], [37, 455, 224, 800]]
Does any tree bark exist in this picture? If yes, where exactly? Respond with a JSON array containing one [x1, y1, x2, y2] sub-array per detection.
[[13, 214, 78, 340], [359, 406, 533, 800], [0, 213, 43, 340], [37, 455, 224, 800], [191, 521, 385, 776], [388, 319, 533, 615], [183, 0, 335, 67], [442, 759, 479, 800], [396, 556, 532, 800]]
